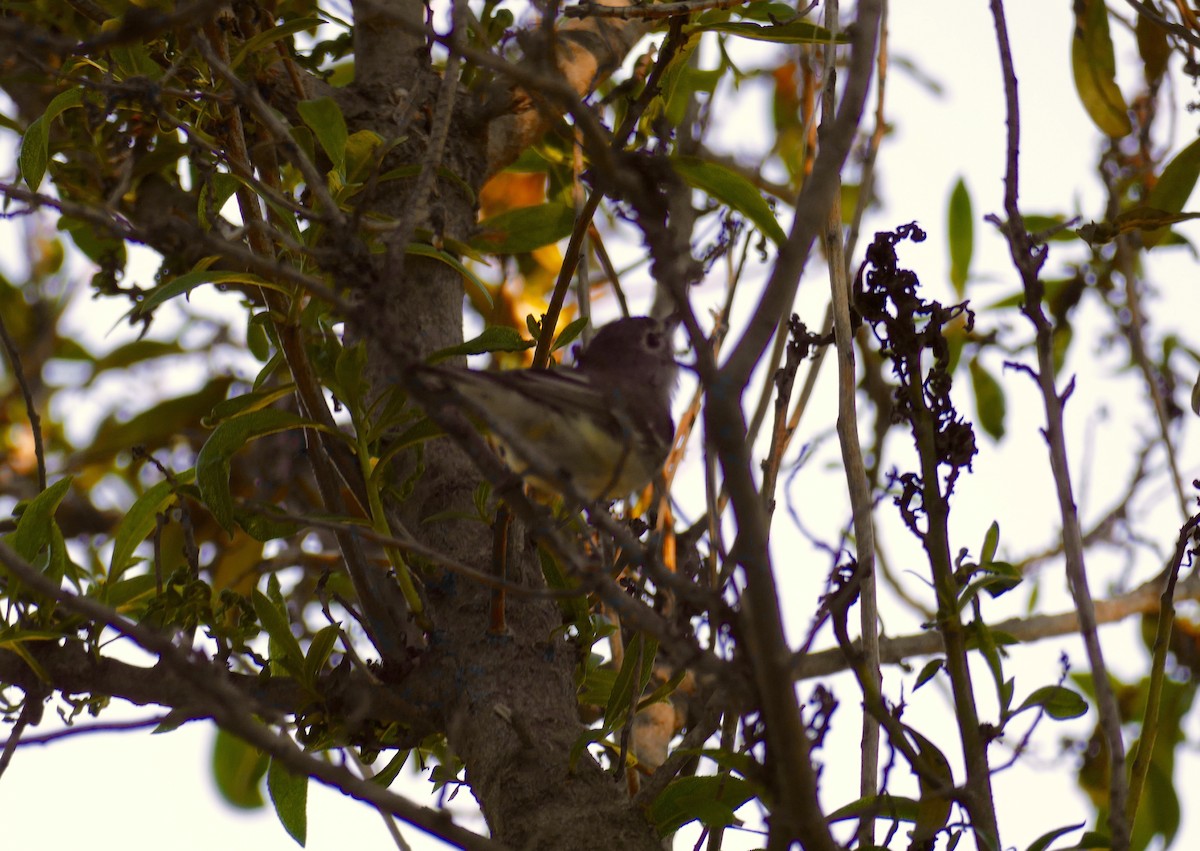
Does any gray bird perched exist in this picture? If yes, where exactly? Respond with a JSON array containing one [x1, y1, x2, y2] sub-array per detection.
[[415, 316, 679, 501]]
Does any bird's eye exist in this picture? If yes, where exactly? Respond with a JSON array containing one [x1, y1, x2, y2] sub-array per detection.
[[645, 331, 663, 349]]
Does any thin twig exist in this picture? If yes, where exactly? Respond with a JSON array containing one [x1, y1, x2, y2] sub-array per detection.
[[532, 189, 604, 369], [793, 567, 1200, 681], [195, 35, 344, 227], [531, 14, 691, 368], [0, 181, 351, 311], [564, 0, 752, 19], [843, 0, 889, 266], [0, 697, 39, 778], [241, 504, 581, 599], [760, 324, 802, 512], [0, 715, 171, 751], [988, 4, 1128, 844], [348, 749, 416, 851], [1114, 246, 1189, 519], [718, 0, 881, 383], [388, 0, 465, 281], [1126, 512, 1200, 825], [1124, 0, 1200, 49], [0, 309, 46, 491], [820, 2, 881, 840], [198, 24, 418, 659]]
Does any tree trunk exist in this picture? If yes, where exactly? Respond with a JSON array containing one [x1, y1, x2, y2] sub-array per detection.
[[340, 8, 665, 848]]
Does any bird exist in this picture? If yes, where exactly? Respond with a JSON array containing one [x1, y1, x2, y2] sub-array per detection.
[[415, 316, 679, 501]]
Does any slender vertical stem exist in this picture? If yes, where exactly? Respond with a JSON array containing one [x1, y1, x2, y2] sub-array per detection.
[[905, 368, 1000, 845], [820, 1, 880, 844], [700, 4, 882, 845], [0, 309, 45, 491], [988, 2, 1128, 846], [1127, 515, 1199, 824]]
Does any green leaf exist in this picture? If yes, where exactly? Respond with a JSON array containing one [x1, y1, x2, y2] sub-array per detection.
[[539, 546, 589, 627], [695, 20, 848, 45], [130, 269, 274, 322], [470, 201, 577, 254], [826, 793, 920, 824], [603, 632, 658, 730], [1026, 823, 1086, 851], [914, 658, 944, 691], [672, 156, 788, 245], [648, 775, 755, 837], [248, 311, 273, 361], [979, 561, 1021, 599], [18, 121, 46, 189], [427, 326, 534, 362], [333, 342, 370, 410], [947, 177, 973, 297], [1136, 10, 1170, 86], [19, 88, 83, 190], [1072, 830, 1114, 849], [403, 242, 493, 307], [727, 2, 806, 23], [981, 521, 1000, 565], [907, 727, 955, 846], [1017, 685, 1088, 720], [212, 728, 267, 809], [197, 409, 323, 534], [670, 747, 758, 779], [198, 173, 241, 230], [253, 588, 305, 678], [1022, 213, 1078, 241], [1143, 138, 1200, 246], [205, 384, 297, 426], [268, 757, 309, 847], [1052, 323, 1072, 374], [1000, 676, 1016, 718], [553, 317, 589, 352], [109, 37, 159, 78], [638, 667, 688, 713], [231, 17, 324, 70], [1071, 0, 1131, 138], [578, 665, 619, 709], [296, 96, 348, 173], [303, 624, 341, 687], [657, 41, 708, 127], [59, 214, 127, 268], [969, 356, 1006, 440], [369, 750, 411, 787], [92, 339, 186, 373], [0, 630, 53, 682], [97, 573, 159, 611], [1077, 205, 1200, 246], [7, 477, 73, 563], [344, 129, 386, 182], [109, 471, 196, 581]]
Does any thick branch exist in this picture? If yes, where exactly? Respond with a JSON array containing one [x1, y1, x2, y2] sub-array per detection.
[[794, 568, 1200, 680], [696, 2, 882, 846], [0, 641, 437, 738], [0, 543, 500, 850]]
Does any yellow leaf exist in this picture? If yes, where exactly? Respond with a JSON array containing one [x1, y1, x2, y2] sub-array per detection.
[[1071, 0, 1132, 138]]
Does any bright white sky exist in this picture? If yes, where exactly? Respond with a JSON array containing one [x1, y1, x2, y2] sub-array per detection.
[[5, 2, 1200, 851]]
